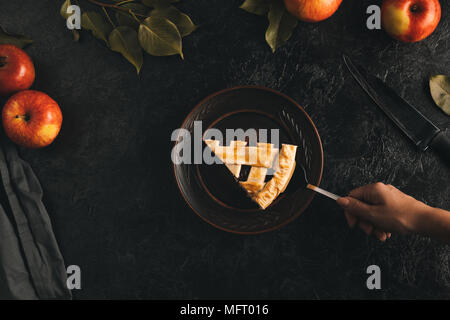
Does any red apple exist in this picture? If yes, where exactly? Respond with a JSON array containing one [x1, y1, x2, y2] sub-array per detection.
[[284, 0, 343, 22], [0, 44, 35, 96], [381, 0, 441, 42], [2, 90, 62, 148]]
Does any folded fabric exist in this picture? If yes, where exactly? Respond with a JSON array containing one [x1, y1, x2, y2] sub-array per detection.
[[0, 136, 71, 300]]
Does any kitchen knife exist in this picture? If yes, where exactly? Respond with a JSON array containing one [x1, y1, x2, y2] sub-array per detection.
[[343, 55, 450, 165]]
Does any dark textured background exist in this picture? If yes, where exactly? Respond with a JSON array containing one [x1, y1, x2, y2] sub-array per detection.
[[1, 0, 449, 299]]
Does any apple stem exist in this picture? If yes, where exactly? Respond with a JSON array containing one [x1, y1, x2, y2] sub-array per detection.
[[410, 4, 419, 12], [0, 56, 6, 67], [15, 114, 30, 121]]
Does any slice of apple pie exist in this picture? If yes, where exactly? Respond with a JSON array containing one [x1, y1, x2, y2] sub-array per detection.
[[204, 139, 297, 209]]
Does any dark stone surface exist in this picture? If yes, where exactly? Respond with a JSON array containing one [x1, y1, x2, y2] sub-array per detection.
[[1, 0, 449, 299]]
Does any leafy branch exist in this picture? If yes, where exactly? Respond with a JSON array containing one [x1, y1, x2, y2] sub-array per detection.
[[240, 0, 297, 52], [86, 0, 151, 18], [61, 0, 197, 74]]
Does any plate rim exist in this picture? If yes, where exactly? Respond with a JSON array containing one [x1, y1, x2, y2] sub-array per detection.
[[173, 85, 324, 235]]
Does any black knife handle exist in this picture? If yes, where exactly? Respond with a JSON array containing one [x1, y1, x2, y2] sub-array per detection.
[[430, 130, 450, 165]]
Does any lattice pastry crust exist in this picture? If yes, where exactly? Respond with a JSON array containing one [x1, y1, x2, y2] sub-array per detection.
[[205, 139, 297, 209]]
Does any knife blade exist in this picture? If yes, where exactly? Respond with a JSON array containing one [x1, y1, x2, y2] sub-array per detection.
[[343, 55, 450, 164]]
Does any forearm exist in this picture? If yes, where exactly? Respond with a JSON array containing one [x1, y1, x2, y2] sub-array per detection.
[[414, 205, 450, 244]]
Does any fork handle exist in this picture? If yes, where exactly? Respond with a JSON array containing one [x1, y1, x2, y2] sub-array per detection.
[[307, 184, 340, 201]]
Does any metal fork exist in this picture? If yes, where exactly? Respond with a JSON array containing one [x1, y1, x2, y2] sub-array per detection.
[[298, 162, 340, 201]]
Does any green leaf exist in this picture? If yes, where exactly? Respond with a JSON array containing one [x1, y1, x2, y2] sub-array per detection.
[[0, 26, 33, 48], [141, 0, 179, 8], [430, 75, 450, 116], [60, 0, 72, 19], [61, 0, 80, 42], [81, 11, 113, 45], [240, 0, 270, 16], [115, 3, 148, 29], [138, 17, 183, 58], [109, 26, 143, 74], [150, 6, 197, 37], [265, 0, 297, 53]]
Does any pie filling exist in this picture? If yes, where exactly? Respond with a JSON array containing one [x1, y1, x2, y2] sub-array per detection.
[[205, 139, 297, 209]]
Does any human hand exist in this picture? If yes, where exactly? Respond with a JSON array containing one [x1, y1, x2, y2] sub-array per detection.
[[336, 182, 428, 240]]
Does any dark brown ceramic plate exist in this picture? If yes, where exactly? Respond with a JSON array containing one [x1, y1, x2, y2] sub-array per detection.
[[173, 86, 323, 234]]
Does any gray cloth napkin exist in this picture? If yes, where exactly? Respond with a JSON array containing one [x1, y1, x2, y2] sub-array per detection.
[[0, 136, 71, 299]]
